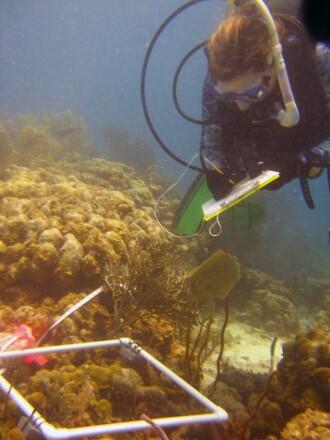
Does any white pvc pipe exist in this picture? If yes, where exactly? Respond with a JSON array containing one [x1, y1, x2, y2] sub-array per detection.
[[0, 373, 223, 440], [0, 339, 122, 360], [36, 286, 104, 346], [39, 414, 223, 440], [0, 338, 228, 439], [0, 374, 224, 440], [135, 341, 227, 419], [0, 373, 47, 430]]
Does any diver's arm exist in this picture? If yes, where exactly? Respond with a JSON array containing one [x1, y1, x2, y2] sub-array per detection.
[[315, 42, 330, 112], [200, 74, 226, 168], [200, 75, 234, 199]]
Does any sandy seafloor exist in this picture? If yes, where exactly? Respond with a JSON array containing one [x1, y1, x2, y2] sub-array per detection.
[[202, 320, 284, 386]]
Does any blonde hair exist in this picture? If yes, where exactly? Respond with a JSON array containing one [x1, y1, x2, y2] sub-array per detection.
[[207, 5, 286, 81]]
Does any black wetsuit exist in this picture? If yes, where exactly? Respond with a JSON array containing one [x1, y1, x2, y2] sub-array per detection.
[[201, 16, 330, 199]]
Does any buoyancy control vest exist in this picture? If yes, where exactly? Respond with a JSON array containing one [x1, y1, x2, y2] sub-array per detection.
[[220, 15, 330, 189]]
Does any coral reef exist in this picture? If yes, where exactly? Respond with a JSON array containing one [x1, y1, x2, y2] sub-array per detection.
[[0, 158, 172, 294], [231, 268, 299, 335], [315, 291, 330, 330], [286, 274, 330, 329], [280, 408, 330, 440], [0, 112, 328, 440], [208, 380, 249, 422], [0, 113, 202, 438], [104, 122, 155, 172], [241, 329, 330, 439], [0, 287, 192, 438], [217, 364, 269, 405], [274, 329, 330, 416], [0, 121, 13, 173], [13, 111, 93, 164], [3, 357, 193, 432], [293, 274, 330, 330], [0, 111, 96, 184]]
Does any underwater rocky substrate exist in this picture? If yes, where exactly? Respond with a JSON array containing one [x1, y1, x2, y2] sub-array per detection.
[[0, 114, 329, 439]]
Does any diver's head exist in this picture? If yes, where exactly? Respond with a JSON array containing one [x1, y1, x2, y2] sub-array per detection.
[[207, 5, 285, 110]]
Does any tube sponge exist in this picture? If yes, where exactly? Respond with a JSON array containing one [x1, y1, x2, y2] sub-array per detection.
[[186, 250, 240, 305]]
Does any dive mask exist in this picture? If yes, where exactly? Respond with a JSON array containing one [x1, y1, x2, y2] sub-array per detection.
[[213, 81, 270, 103]]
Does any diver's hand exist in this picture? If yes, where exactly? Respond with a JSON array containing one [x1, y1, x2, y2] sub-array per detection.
[[308, 166, 323, 178], [206, 170, 234, 200], [247, 161, 266, 179], [297, 146, 329, 179], [206, 168, 247, 200]]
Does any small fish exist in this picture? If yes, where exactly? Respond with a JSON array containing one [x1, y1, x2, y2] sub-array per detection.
[[54, 126, 79, 137]]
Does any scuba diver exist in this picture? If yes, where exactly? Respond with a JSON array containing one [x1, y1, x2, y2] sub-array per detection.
[[141, 0, 330, 236], [200, 2, 330, 207]]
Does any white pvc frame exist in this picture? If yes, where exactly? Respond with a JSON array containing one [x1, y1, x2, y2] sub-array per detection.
[[0, 338, 228, 439]]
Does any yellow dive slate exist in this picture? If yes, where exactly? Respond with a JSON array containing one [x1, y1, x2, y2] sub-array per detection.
[[173, 170, 279, 235], [202, 170, 280, 222]]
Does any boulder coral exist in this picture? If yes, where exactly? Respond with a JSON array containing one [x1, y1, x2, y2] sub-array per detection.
[[274, 329, 330, 416], [281, 408, 330, 440], [243, 329, 330, 439], [0, 158, 169, 294]]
